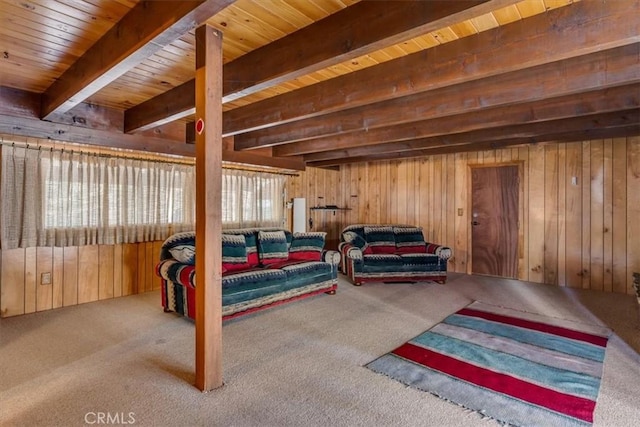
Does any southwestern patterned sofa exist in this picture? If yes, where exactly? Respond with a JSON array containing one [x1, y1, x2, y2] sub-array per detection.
[[339, 224, 451, 286], [156, 228, 340, 321]]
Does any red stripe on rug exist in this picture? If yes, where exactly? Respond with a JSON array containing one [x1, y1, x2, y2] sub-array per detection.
[[457, 308, 608, 347], [393, 342, 596, 422]]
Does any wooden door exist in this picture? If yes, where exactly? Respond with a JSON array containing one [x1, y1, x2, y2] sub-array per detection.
[[471, 166, 519, 278]]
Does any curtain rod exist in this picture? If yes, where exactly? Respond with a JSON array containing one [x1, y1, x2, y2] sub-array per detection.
[[0, 139, 300, 176], [1, 139, 192, 165]]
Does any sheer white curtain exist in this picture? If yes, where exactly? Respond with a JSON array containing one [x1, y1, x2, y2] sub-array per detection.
[[1, 144, 195, 249], [221, 168, 286, 229]]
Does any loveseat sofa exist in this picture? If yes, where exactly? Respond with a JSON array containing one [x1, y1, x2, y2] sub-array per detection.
[[156, 228, 340, 321], [338, 224, 451, 286]]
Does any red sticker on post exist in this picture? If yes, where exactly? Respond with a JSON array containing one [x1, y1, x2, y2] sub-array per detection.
[[196, 118, 204, 135]]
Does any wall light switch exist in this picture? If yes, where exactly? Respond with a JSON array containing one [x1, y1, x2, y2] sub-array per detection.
[[457, 208, 463, 216], [571, 176, 578, 186]]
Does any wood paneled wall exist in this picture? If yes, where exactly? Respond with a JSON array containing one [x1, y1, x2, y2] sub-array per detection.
[[2, 136, 637, 318], [0, 241, 163, 318], [286, 136, 640, 295]]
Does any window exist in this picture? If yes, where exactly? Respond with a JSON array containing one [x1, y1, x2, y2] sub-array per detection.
[[1, 144, 195, 248], [221, 168, 286, 229], [1, 143, 287, 249]]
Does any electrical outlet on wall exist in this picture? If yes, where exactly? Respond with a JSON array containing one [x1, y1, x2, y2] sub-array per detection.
[[41, 272, 51, 285]]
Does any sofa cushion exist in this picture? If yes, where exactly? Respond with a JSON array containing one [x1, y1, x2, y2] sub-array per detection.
[[394, 227, 427, 254], [223, 229, 260, 266], [343, 231, 373, 254], [164, 231, 196, 264], [278, 261, 334, 289], [364, 226, 396, 254], [168, 245, 196, 264], [361, 254, 403, 272], [399, 253, 442, 271], [289, 231, 326, 261], [222, 234, 249, 272], [258, 230, 289, 265], [221, 268, 288, 306]]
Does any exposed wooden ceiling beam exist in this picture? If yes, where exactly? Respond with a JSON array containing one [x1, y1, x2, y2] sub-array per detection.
[[307, 124, 640, 168], [301, 85, 640, 162], [124, 0, 515, 133], [308, 109, 639, 164], [1, 86, 303, 170], [2, 86, 125, 134], [0, 112, 303, 170], [270, 44, 640, 157], [0, 86, 39, 119], [221, 0, 500, 103], [126, 80, 196, 133], [41, 0, 236, 120], [0, 113, 195, 156], [221, 149, 305, 171], [231, 0, 640, 142]]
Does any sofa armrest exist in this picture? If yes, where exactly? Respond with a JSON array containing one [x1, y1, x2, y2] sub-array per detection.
[[343, 245, 363, 261], [425, 243, 452, 261], [322, 250, 341, 266]]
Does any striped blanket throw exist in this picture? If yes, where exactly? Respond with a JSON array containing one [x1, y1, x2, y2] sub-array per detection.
[[366, 301, 611, 426]]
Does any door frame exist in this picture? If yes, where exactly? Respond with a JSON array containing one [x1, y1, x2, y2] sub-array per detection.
[[466, 161, 524, 279]]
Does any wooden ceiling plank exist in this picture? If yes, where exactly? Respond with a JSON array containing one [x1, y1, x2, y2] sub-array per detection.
[[246, 43, 640, 155], [0, 25, 81, 56], [124, 0, 513, 133], [1, 33, 76, 67], [516, 0, 547, 18], [5, 0, 115, 39], [492, 3, 522, 24], [54, 0, 133, 22], [298, 84, 640, 161], [2, 3, 96, 45], [40, 0, 236, 120], [229, 0, 640, 141], [0, 17, 89, 54]]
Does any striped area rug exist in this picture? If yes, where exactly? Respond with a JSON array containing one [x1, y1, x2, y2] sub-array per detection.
[[366, 301, 611, 426]]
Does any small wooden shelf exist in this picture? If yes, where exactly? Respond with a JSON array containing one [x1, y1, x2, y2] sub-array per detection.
[[310, 206, 351, 211]]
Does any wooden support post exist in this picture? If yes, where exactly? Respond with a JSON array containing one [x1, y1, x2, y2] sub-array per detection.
[[194, 24, 223, 392]]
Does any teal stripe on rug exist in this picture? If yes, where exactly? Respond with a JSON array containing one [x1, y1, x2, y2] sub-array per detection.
[[431, 323, 604, 378], [411, 331, 601, 399], [444, 314, 606, 362]]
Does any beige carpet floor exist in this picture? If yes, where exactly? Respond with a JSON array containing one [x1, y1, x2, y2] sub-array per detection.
[[1, 273, 639, 427]]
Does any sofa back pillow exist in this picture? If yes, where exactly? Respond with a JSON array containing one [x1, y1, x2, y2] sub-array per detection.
[[237, 231, 259, 266], [258, 230, 289, 265], [222, 234, 249, 272], [394, 227, 427, 254], [364, 226, 396, 254], [164, 231, 196, 264], [343, 230, 373, 255], [289, 232, 326, 261]]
